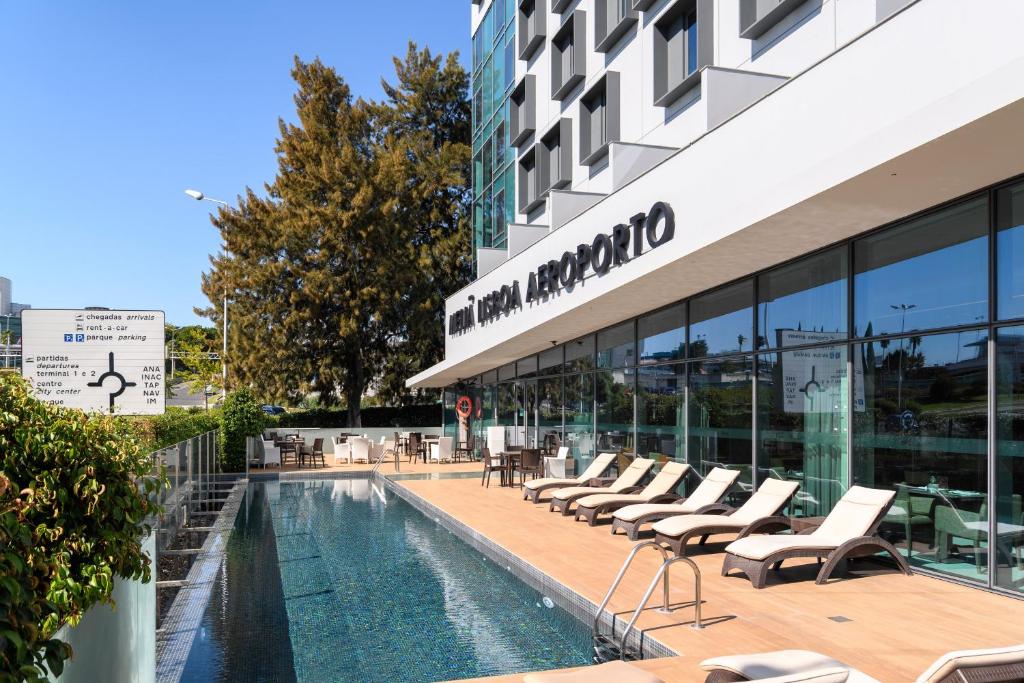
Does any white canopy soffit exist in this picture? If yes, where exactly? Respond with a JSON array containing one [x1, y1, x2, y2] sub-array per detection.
[[409, 0, 1024, 388]]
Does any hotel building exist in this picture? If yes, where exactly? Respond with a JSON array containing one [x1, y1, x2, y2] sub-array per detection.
[[407, 0, 1024, 595]]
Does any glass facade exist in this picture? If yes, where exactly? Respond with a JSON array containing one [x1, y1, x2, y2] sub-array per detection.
[[472, 0, 517, 276], [444, 176, 1024, 594]]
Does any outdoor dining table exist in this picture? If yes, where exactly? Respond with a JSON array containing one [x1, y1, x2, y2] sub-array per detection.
[[420, 435, 440, 463], [276, 437, 304, 467]]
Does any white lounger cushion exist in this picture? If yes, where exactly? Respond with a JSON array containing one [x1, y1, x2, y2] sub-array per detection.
[[730, 478, 801, 525], [524, 453, 616, 491], [576, 462, 691, 508], [916, 643, 1024, 683], [551, 458, 654, 499], [725, 533, 847, 561], [683, 467, 741, 509], [700, 650, 878, 683], [613, 503, 690, 522], [652, 513, 748, 536]]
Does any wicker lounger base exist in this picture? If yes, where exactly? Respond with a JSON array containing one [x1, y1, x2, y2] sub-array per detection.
[[721, 535, 912, 589], [653, 516, 791, 556]]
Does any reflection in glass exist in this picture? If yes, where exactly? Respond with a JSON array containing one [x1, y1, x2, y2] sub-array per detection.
[[688, 355, 753, 486], [997, 182, 1024, 320], [596, 369, 635, 467], [757, 346, 849, 517], [597, 322, 635, 369], [539, 345, 564, 375], [854, 198, 988, 336], [517, 355, 538, 379], [564, 373, 594, 473], [478, 384, 497, 454], [497, 382, 517, 448], [538, 376, 563, 452], [638, 304, 685, 364], [498, 362, 517, 381], [689, 280, 753, 358], [996, 326, 1024, 592], [758, 247, 847, 349], [853, 331, 988, 582], [565, 335, 595, 373], [637, 364, 684, 462]]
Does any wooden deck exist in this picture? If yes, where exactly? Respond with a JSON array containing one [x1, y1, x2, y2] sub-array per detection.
[[392, 476, 1024, 683]]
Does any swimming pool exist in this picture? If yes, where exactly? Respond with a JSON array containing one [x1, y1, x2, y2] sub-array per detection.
[[179, 479, 592, 682]]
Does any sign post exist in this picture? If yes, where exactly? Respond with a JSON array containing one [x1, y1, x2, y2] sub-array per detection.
[[21, 309, 166, 415]]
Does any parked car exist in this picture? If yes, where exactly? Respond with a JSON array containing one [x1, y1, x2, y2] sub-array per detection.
[[261, 404, 286, 415]]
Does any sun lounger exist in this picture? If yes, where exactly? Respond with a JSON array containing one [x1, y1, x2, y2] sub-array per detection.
[[721, 485, 911, 588], [524, 643, 1024, 683], [700, 643, 1024, 682], [573, 461, 692, 525], [650, 478, 800, 553], [522, 452, 616, 503], [548, 458, 655, 516], [609, 467, 742, 539]]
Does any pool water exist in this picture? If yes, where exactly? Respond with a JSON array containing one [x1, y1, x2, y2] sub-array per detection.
[[181, 479, 592, 682]]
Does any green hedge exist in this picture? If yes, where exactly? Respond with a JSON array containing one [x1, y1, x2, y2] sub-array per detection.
[[0, 373, 162, 680], [131, 407, 221, 452], [272, 404, 441, 428], [220, 389, 267, 472]]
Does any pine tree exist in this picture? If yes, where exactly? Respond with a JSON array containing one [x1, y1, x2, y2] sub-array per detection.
[[199, 47, 471, 425]]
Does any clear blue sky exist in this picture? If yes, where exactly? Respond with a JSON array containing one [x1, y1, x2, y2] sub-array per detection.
[[0, 1, 468, 326]]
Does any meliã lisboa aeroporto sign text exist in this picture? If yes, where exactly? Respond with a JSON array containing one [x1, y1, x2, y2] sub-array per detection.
[[448, 201, 674, 336]]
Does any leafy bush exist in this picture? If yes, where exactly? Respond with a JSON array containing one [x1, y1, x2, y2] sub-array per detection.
[[131, 407, 221, 452], [220, 389, 266, 472], [0, 373, 162, 681], [272, 403, 441, 429]]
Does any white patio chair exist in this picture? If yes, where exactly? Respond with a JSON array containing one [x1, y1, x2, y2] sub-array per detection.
[[430, 436, 454, 463], [260, 440, 281, 468], [332, 436, 352, 465], [544, 446, 572, 478], [350, 437, 371, 464]]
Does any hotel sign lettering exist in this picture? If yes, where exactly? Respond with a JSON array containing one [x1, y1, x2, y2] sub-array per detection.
[[448, 201, 674, 336]]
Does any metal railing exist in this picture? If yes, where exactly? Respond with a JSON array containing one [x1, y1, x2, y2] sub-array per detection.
[[150, 429, 221, 557], [592, 541, 703, 662]]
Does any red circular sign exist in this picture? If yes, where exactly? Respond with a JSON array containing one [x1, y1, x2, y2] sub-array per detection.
[[455, 395, 473, 418]]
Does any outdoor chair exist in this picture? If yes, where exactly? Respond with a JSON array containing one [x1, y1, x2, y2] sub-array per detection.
[[303, 437, 324, 468], [350, 437, 371, 464], [523, 452, 616, 504], [549, 457, 656, 516], [333, 437, 351, 465], [481, 448, 505, 488], [544, 446, 573, 479], [651, 478, 800, 553], [407, 433, 422, 464], [517, 448, 544, 487], [279, 440, 298, 466], [573, 461, 692, 526], [721, 485, 912, 588], [454, 433, 475, 462], [610, 467, 743, 540], [259, 439, 281, 468], [430, 436, 454, 463]]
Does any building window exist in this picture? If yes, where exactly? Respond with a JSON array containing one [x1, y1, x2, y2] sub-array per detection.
[[853, 331, 988, 577], [637, 363, 685, 462], [540, 118, 572, 192], [595, 0, 638, 53], [597, 368, 635, 458], [996, 181, 1024, 320], [854, 197, 988, 337], [493, 189, 507, 245], [579, 72, 620, 166], [518, 0, 546, 61], [493, 121, 506, 169], [689, 279, 754, 358], [551, 10, 586, 101], [632, 0, 656, 10], [510, 75, 536, 147], [739, 0, 806, 40], [638, 304, 686, 364], [653, 0, 710, 107], [552, 0, 574, 12], [518, 147, 544, 214], [689, 355, 754, 485], [995, 325, 1024, 593], [597, 321, 635, 369], [757, 246, 848, 349]]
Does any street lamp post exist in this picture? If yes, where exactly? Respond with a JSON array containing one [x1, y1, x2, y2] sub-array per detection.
[[890, 303, 917, 411], [185, 189, 230, 401]]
